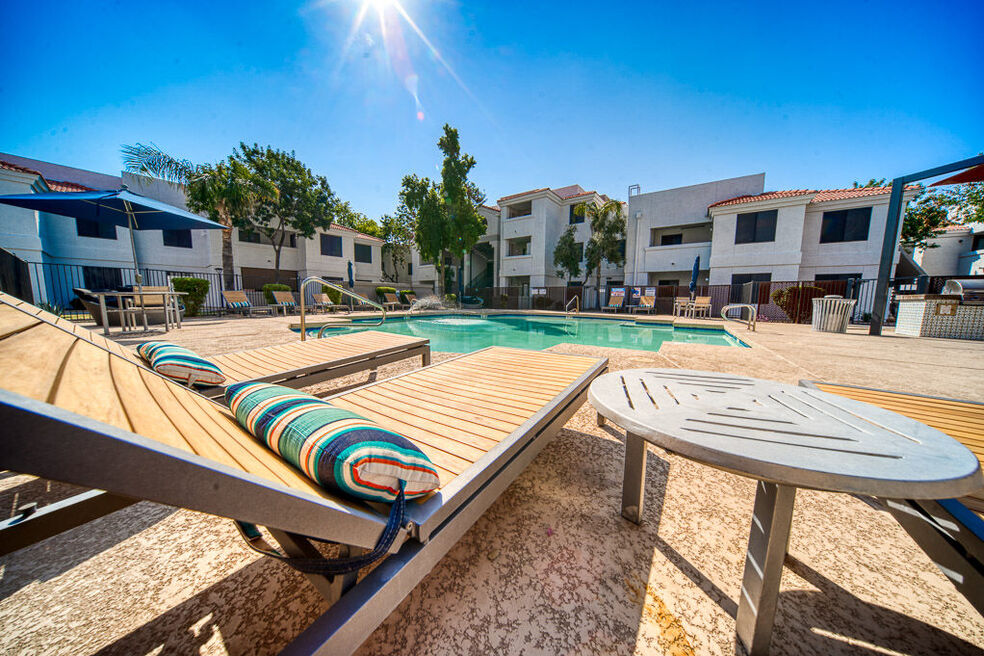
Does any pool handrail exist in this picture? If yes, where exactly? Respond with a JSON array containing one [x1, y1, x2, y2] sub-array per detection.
[[565, 295, 580, 316], [299, 276, 386, 341], [721, 303, 756, 331]]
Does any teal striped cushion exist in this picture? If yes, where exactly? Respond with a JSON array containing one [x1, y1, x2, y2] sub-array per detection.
[[228, 300, 250, 308], [225, 382, 440, 502], [137, 341, 227, 387]]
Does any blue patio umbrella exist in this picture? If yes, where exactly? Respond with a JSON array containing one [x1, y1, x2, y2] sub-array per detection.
[[0, 186, 225, 289], [347, 261, 355, 288], [689, 255, 701, 299]]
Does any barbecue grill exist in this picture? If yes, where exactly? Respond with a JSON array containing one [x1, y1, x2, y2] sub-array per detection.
[[941, 279, 984, 304]]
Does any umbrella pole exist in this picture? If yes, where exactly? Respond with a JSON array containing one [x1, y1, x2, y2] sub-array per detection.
[[124, 200, 148, 331]]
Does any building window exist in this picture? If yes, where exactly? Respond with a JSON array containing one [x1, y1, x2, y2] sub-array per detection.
[[76, 218, 116, 240], [820, 207, 871, 243], [320, 234, 342, 257], [83, 266, 123, 289], [285, 232, 297, 248], [354, 243, 373, 263], [507, 237, 531, 256], [569, 205, 584, 224], [407, 262, 413, 275], [660, 233, 683, 246], [731, 273, 772, 285], [238, 229, 261, 244], [162, 229, 193, 248], [974, 234, 984, 251], [574, 241, 584, 261], [657, 279, 678, 287], [617, 239, 626, 258], [735, 210, 777, 244], [815, 273, 862, 281]]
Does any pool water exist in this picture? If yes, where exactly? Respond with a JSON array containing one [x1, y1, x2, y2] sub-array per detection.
[[303, 314, 746, 353]]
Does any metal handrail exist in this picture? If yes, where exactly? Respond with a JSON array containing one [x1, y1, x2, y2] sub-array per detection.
[[721, 303, 757, 331], [298, 276, 386, 341], [565, 295, 580, 316]]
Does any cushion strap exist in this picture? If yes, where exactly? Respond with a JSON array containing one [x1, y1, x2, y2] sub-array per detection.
[[234, 482, 406, 577]]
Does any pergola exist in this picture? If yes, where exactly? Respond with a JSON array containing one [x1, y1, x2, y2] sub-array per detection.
[[869, 153, 984, 335]]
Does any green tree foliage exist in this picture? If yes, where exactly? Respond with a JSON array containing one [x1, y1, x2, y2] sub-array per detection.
[[399, 124, 486, 295], [170, 277, 210, 317], [234, 143, 339, 283], [262, 283, 291, 304], [938, 183, 984, 225], [553, 226, 582, 283], [334, 201, 383, 237], [379, 212, 415, 283], [574, 199, 626, 304], [771, 285, 826, 323]]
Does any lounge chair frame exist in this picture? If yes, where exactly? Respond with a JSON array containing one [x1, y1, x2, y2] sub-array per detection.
[[0, 340, 605, 654]]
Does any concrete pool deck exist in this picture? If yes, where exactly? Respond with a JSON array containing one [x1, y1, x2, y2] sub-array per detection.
[[1, 313, 983, 655]]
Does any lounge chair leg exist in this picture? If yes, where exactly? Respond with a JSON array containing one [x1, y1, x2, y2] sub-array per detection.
[[621, 432, 646, 524], [735, 482, 796, 656], [597, 412, 605, 427], [269, 529, 347, 604], [422, 349, 431, 366]]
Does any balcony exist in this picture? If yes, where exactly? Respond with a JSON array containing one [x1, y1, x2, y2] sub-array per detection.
[[500, 254, 533, 277], [641, 241, 712, 272]]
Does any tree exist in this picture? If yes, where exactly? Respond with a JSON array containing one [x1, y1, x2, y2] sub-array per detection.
[[379, 212, 414, 282], [575, 199, 626, 306], [851, 178, 949, 252], [399, 124, 486, 295], [553, 226, 582, 283], [938, 182, 984, 225], [121, 142, 274, 289], [334, 201, 382, 237], [234, 143, 339, 283]]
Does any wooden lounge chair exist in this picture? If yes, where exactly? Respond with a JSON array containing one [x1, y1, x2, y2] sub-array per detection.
[[633, 295, 655, 314], [800, 380, 984, 614], [312, 293, 348, 314], [691, 296, 712, 318], [0, 292, 607, 655], [222, 290, 274, 316], [672, 296, 690, 317], [404, 291, 418, 305], [272, 290, 299, 316], [124, 285, 183, 329], [382, 292, 406, 311], [602, 293, 625, 313]]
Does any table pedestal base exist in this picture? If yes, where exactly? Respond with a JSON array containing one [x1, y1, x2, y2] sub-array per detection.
[[621, 432, 647, 524], [736, 481, 796, 656]]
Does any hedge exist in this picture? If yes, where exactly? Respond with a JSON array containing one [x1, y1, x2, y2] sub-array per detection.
[[262, 283, 291, 304], [375, 286, 397, 301], [770, 285, 826, 323], [398, 290, 415, 304], [321, 285, 342, 304], [171, 277, 210, 317]]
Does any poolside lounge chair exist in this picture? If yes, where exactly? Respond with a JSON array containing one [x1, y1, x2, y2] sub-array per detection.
[[690, 296, 712, 318], [633, 295, 655, 314], [404, 291, 418, 305], [672, 296, 690, 317], [0, 292, 607, 655], [382, 292, 407, 311], [272, 290, 299, 315], [800, 380, 984, 614], [602, 293, 625, 313], [222, 290, 274, 316], [312, 293, 348, 314]]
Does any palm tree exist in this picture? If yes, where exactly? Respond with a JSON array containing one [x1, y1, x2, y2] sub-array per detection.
[[121, 143, 272, 289], [574, 199, 626, 308]]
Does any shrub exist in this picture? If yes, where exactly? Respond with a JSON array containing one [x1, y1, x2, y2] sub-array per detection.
[[321, 285, 342, 304], [171, 277, 210, 317], [262, 283, 291, 305], [770, 284, 826, 323], [375, 286, 397, 301], [444, 293, 457, 304], [533, 295, 554, 310], [398, 289, 415, 304]]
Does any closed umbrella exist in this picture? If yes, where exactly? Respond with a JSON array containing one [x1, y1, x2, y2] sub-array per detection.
[[0, 186, 225, 293], [689, 255, 700, 300], [347, 261, 355, 288]]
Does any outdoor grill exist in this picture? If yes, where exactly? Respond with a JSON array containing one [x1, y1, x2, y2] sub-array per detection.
[[941, 279, 984, 304]]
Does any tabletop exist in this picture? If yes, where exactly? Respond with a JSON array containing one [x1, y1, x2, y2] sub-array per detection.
[[588, 368, 983, 499], [90, 290, 186, 296]]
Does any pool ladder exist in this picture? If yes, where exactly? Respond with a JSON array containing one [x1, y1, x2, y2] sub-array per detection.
[[298, 276, 386, 341], [565, 295, 580, 317]]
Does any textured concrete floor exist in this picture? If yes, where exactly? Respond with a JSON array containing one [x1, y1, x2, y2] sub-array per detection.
[[1, 314, 983, 655]]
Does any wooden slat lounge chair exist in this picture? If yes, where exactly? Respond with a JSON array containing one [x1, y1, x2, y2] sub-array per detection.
[[272, 290, 299, 315], [382, 292, 406, 311], [691, 296, 712, 318], [222, 290, 274, 316], [633, 295, 655, 314], [602, 293, 625, 313], [672, 296, 689, 317], [312, 293, 348, 314], [404, 291, 418, 305], [0, 292, 607, 655], [800, 380, 984, 614]]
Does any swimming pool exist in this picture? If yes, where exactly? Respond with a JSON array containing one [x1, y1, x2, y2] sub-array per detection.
[[300, 314, 746, 353]]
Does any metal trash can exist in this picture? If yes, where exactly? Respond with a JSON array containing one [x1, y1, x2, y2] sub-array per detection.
[[811, 295, 857, 333]]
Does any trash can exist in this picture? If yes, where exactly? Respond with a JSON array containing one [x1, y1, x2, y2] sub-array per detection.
[[811, 295, 857, 333]]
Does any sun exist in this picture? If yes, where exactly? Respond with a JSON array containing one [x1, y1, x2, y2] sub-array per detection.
[[364, 0, 396, 11]]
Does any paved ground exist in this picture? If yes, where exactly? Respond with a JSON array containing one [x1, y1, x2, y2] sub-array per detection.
[[2, 312, 983, 655]]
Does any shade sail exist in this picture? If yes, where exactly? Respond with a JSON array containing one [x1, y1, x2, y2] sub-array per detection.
[[0, 188, 225, 230], [930, 164, 984, 187]]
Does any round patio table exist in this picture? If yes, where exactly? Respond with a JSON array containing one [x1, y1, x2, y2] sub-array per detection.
[[588, 368, 983, 656]]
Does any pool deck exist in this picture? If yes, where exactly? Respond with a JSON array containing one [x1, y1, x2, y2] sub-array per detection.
[[2, 312, 983, 655]]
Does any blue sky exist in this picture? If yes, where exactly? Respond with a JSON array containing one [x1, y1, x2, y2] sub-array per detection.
[[2, 0, 982, 218]]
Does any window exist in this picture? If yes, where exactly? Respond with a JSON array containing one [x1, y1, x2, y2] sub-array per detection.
[[407, 262, 413, 275], [507, 237, 530, 256], [731, 273, 772, 285], [162, 229, 193, 248], [238, 229, 261, 244], [820, 207, 871, 243], [569, 205, 584, 224], [660, 233, 683, 246], [320, 234, 342, 257], [735, 210, 777, 244], [76, 218, 116, 240], [285, 233, 297, 248], [657, 279, 678, 287], [815, 273, 861, 281], [617, 239, 626, 258], [83, 266, 123, 289], [354, 243, 373, 263], [972, 234, 984, 251]]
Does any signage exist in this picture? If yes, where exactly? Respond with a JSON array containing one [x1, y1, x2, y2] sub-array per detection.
[[935, 301, 959, 316]]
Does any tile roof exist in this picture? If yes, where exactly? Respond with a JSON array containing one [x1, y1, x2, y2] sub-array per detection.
[[47, 179, 94, 192], [481, 204, 500, 212], [0, 159, 43, 176], [552, 184, 586, 199], [330, 222, 383, 242], [498, 187, 549, 202], [708, 185, 921, 209]]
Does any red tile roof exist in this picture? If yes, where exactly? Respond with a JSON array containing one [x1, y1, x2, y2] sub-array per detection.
[[552, 184, 586, 199], [481, 204, 500, 212], [498, 187, 549, 202], [47, 179, 94, 192], [0, 159, 42, 176], [708, 185, 921, 209], [330, 223, 383, 242], [497, 184, 609, 204]]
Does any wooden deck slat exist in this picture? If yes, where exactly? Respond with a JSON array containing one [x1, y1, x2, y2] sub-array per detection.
[[0, 324, 78, 404], [0, 310, 40, 340], [386, 378, 533, 420], [409, 368, 557, 401], [436, 361, 575, 392], [360, 385, 523, 433], [52, 340, 132, 432]]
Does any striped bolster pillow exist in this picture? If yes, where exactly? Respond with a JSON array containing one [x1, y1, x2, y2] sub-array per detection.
[[225, 382, 440, 502], [229, 301, 250, 308], [137, 341, 227, 387]]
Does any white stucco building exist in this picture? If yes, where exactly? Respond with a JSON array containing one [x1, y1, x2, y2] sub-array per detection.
[[912, 223, 984, 277]]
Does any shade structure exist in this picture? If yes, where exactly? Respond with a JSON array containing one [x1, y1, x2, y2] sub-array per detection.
[[689, 255, 700, 297], [930, 163, 984, 187]]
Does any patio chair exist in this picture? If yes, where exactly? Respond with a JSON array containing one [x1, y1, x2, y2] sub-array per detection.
[[691, 296, 712, 318], [272, 290, 299, 316], [0, 291, 607, 655], [800, 380, 984, 614], [602, 293, 625, 313], [404, 291, 419, 305], [382, 292, 407, 311], [672, 296, 690, 317], [312, 293, 349, 314], [633, 295, 656, 314], [124, 285, 183, 328], [222, 290, 274, 317]]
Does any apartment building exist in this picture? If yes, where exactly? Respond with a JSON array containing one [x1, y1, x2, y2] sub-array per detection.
[[707, 186, 921, 284], [912, 223, 984, 276]]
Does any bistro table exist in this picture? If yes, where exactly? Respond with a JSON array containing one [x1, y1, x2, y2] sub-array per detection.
[[91, 290, 187, 336], [588, 368, 983, 656]]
